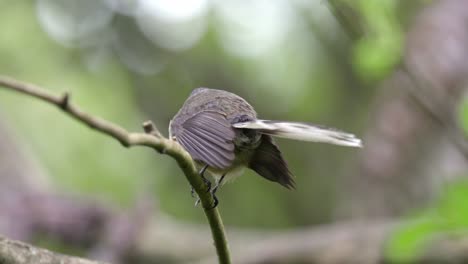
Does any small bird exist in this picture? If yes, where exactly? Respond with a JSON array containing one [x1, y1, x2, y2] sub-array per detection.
[[169, 88, 362, 208]]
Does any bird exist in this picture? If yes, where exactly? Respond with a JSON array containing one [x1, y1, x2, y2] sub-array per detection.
[[169, 88, 362, 208]]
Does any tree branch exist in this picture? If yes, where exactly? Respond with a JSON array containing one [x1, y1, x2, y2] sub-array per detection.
[[326, 0, 364, 40], [0, 236, 107, 264], [0, 75, 231, 264]]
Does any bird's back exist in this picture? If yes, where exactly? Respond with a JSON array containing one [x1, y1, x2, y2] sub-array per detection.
[[170, 88, 257, 132]]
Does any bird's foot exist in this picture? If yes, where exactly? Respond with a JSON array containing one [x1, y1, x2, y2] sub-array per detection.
[[192, 165, 213, 207], [199, 165, 212, 192], [206, 173, 226, 209]]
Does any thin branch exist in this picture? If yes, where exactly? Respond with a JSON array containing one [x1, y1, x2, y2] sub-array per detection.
[[0, 75, 231, 264], [326, 0, 364, 40]]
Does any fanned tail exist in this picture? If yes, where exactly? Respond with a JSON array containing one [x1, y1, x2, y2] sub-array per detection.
[[233, 120, 362, 148]]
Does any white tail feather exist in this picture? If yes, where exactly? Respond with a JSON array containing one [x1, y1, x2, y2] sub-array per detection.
[[233, 120, 363, 148]]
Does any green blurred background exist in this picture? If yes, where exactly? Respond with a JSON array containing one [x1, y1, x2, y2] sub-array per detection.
[[2, 0, 468, 263], [0, 0, 379, 227]]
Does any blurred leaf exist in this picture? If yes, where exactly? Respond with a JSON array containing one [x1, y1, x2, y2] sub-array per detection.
[[458, 99, 468, 135], [386, 215, 440, 262], [351, 0, 402, 81], [436, 181, 468, 228], [386, 179, 468, 262]]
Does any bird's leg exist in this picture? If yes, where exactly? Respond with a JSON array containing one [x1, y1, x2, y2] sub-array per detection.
[[208, 173, 227, 209], [193, 164, 211, 206], [199, 165, 212, 192], [190, 187, 196, 198]]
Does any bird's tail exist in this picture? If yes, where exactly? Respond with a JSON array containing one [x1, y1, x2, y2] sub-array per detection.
[[232, 120, 362, 148]]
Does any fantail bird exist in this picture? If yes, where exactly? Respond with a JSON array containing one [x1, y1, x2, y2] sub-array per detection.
[[169, 88, 362, 208]]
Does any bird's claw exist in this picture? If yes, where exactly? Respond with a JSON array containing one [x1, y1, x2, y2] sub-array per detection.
[[199, 165, 212, 192], [207, 191, 219, 209], [203, 177, 212, 192], [190, 186, 196, 198], [192, 168, 225, 209]]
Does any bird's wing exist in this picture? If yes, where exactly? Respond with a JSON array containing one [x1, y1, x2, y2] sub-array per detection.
[[249, 135, 295, 189], [175, 111, 236, 169]]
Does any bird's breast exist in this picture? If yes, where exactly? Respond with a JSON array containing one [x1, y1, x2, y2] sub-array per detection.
[[196, 159, 246, 184]]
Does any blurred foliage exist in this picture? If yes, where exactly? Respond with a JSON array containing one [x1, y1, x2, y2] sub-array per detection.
[[349, 0, 403, 81], [9, 0, 468, 261], [0, 1, 160, 206], [0, 0, 435, 233], [386, 179, 468, 262], [459, 99, 468, 135]]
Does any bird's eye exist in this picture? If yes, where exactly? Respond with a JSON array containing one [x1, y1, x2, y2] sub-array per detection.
[[232, 114, 252, 124]]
